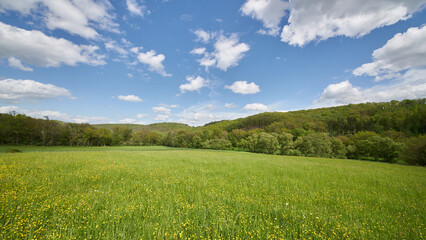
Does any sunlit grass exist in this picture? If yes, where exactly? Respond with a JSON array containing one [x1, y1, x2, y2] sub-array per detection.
[[1, 146, 425, 239]]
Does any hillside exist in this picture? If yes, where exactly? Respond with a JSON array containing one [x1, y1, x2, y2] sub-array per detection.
[[201, 99, 426, 137]]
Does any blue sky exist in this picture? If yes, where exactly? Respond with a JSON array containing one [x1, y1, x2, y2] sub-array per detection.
[[0, 0, 425, 126]]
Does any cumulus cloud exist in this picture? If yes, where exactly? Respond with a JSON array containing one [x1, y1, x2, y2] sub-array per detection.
[[191, 31, 250, 71], [225, 81, 260, 94], [176, 104, 249, 126], [225, 103, 238, 108], [190, 47, 206, 55], [136, 113, 148, 118], [214, 34, 250, 71], [126, 0, 148, 17], [152, 106, 171, 114], [0, 105, 20, 113], [119, 118, 144, 124], [154, 115, 170, 121], [7, 57, 33, 71], [241, 0, 288, 36], [137, 50, 171, 77], [0, 0, 118, 39], [198, 54, 217, 69], [0, 105, 108, 123], [0, 79, 72, 103], [314, 80, 363, 106], [280, 0, 426, 46], [130, 46, 142, 54], [105, 40, 128, 55], [179, 76, 209, 93], [152, 106, 173, 121], [314, 68, 426, 107], [242, 103, 270, 112], [196, 34, 250, 71], [353, 25, 426, 81], [117, 95, 143, 102], [0, 22, 105, 67], [193, 29, 212, 43], [315, 25, 426, 107], [67, 116, 109, 124]]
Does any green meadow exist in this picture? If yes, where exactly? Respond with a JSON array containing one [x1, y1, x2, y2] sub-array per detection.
[[0, 147, 425, 239]]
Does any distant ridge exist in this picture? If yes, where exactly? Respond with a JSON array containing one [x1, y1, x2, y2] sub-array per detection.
[[198, 98, 425, 136]]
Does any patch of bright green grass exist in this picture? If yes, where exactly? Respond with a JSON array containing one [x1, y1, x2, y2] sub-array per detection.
[[0, 147, 425, 239]]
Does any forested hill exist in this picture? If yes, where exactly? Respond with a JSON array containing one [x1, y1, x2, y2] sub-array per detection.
[[201, 99, 426, 137]]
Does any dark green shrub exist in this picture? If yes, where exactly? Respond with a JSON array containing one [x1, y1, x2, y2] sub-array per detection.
[[403, 135, 426, 165], [203, 138, 232, 150], [5, 148, 22, 153]]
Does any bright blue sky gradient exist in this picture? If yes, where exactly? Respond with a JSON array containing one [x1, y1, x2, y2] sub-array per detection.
[[1, 0, 425, 125]]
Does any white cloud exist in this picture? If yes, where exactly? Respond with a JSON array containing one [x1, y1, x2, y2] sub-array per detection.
[[176, 103, 249, 126], [193, 29, 211, 43], [242, 103, 270, 112], [160, 104, 179, 108], [69, 116, 109, 124], [119, 118, 144, 124], [280, 0, 426, 46], [121, 38, 132, 47], [0, 105, 20, 113], [241, 0, 288, 36], [130, 46, 142, 54], [225, 81, 260, 94], [105, 41, 128, 55], [190, 47, 206, 55], [0, 0, 118, 39], [214, 34, 250, 71], [136, 113, 148, 118], [126, 0, 148, 17], [198, 54, 217, 69], [137, 50, 171, 77], [0, 105, 108, 123], [353, 25, 426, 81], [314, 25, 426, 107], [154, 114, 170, 121], [7, 57, 33, 71], [179, 76, 209, 93], [225, 103, 238, 108], [117, 95, 143, 102], [314, 68, 426, 107], [152, 105, 173, 121], [0, 79, 72, 103], [152, 106, 171, 114], [314, 80, 363, 106], [192, 31, 250, 71], [0, 22, 105, 67]]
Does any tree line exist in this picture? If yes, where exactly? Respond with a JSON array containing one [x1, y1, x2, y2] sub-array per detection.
[[0, 99, 425, 165]]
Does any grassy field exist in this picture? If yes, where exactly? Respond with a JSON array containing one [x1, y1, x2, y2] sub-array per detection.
[[0, 147, 424, 239]]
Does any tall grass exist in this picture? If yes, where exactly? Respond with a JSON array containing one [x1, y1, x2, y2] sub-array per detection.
[[1, 147, 424, 239]]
